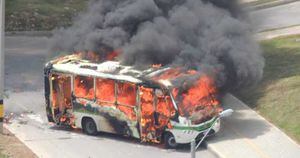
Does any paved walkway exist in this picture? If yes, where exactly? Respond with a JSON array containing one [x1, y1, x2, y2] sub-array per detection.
[[243, 0, 300, 10], [250, 1, 300, 32], [256, 25, 300, 40], [207, 94, 300, 158]]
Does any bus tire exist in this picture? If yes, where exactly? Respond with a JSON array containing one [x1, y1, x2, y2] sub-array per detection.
[[163, 132, 178, 149], [82, 117, 98, 136]]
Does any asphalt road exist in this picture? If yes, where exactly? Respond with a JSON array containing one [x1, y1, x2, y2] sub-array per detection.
[[4, 36, 217, 158], [250, 1, 300, 32], [4, 36, 48, 93]]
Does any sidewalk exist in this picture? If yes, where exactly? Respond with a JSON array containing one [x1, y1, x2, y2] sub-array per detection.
[[256, 25, 300, 40], [241, 0, 299, 10], [207, 94, 300, 158]]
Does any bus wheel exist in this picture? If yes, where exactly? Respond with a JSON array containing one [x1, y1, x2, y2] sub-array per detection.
[[82, 118, 98, 136], [164, 132, 178, 149]]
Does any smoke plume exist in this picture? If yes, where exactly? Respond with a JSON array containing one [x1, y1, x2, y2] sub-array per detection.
[[49, 0, 264, 91]]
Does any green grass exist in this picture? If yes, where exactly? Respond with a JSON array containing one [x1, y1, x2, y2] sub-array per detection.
[[5, 0, 88, 31], [0, 154, 8, 158], [237, 35, 300, 143], [0, 150, 8, 158]]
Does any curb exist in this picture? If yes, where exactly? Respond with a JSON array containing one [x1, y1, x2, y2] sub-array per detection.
[[255, 25, 300, 40], [205, 141, 223, 158], [245, 0, 299, 11]]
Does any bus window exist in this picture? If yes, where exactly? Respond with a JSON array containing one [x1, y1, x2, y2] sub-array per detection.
[[74, 76, 94, 100], [96, 78, 115, 105], [116, 82, 136, 106], [116, 82, 137, 120]]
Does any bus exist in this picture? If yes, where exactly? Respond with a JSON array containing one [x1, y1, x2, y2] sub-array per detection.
[[44, 54, 222, 148]]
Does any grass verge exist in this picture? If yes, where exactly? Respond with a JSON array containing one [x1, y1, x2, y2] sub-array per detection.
[[237, 34, 300, 143], [0, 152, 9, 158], [5, 0, 88, 31], [0, 144, 9, 158], [0, 153, 8, 158]]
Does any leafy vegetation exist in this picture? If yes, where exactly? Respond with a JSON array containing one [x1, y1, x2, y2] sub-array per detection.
[[0, 149, 9, 158], [0, 154, 8, 158], [237, 35, 300, 143], [5, 0, 88, 31]]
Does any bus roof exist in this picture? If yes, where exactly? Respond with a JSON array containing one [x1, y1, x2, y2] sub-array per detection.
[[46, 54, 172, 87]]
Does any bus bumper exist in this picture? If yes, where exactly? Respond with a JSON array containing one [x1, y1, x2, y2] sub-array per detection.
[[170, 118, 220, 144]]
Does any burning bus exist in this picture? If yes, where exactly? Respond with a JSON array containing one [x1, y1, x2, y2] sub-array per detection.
[[44, 53, 224, 148]]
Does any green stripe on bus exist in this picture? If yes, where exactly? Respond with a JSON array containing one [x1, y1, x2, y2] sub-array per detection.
[[173, 117, 217, 131]]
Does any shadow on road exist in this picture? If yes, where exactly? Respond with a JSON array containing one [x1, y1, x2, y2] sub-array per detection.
[[213, 94, 272, 142], [49, 124, 208, 153]]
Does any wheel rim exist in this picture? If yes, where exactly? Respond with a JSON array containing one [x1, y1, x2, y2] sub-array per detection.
[[168, 136, 177, 147], [86, 121, 96, 134]]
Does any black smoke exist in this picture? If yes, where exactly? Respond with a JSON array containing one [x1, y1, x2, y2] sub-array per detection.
[[49, 0, 264, 91]]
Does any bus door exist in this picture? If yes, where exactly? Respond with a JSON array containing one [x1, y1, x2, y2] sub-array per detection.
[[139, 86, 156, 142], [139, 87, 176, 142], [153, 89, 174, 139], [51, 73, 72, 123]]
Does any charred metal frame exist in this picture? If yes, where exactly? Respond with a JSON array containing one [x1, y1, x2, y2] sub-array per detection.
[[49, 71, 73, 123], [45, 65, 177, 142], [44, 63, 54, 122], [44, 55, 225, 146]]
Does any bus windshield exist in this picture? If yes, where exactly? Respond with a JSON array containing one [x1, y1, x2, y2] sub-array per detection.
[[169, 87, 221, 124]]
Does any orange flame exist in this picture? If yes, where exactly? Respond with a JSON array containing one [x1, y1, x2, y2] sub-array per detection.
[[116, 82, 137, 120], [96, 78, 115, 106], [106, 49, 121, 61], [152, 64, 162, 68], [74, 76, 94, 100], [140, 86, 155, 141], [180, 75, 220, 117], [153, 68, 221, 121]]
